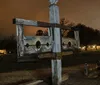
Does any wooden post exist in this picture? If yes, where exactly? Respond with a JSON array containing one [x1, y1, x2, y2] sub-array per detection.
[[49, 0, 62, 85], [16, 25, 24, 57], [74, 31, 80, 48], [84, 63, 89, 76]]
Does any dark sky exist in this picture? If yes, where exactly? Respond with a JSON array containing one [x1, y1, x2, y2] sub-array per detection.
[[0, 0, 100, 36]]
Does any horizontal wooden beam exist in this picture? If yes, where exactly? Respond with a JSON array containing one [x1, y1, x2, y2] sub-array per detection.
[[13, 18, 38, 26], [13, 18, 79, 31]]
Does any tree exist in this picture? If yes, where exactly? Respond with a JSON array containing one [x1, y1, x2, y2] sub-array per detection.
[[36, 30, 44, 36], [43, 29, 48, 36], [0, 35, 17, 53], [60, 18, 75, 37], [67, 23, 100, 50]]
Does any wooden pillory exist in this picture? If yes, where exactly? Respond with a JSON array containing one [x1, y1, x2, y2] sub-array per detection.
[[13, 0, 80, 85]]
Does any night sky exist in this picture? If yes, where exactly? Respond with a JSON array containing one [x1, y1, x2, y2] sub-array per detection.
[[0, 0, 100, 36]]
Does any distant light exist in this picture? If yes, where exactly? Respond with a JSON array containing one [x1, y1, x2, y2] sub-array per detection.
[[88, 45, 91, 48], [92, 45, 96, 49], [0, 49, 7, 54], [97, 46, 100, 49], [81, 46, 86, 50], [9, 51, 11, 53]]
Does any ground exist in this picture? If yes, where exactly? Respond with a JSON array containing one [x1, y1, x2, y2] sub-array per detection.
[[61, 71, 100, 85], [0, 51, 100, 85]]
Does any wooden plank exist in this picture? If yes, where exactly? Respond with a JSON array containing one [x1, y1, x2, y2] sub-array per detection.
[[13, 18, 79, 31]]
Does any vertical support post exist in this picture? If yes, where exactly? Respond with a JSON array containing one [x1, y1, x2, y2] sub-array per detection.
[[84, 63, 89, 76], [48, 28, 50, 36], [16, 25, 24, 57], [74, 31, 80, 48], [49, 0, 62, 85]]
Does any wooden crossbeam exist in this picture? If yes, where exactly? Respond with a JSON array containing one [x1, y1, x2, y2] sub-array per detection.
[[13, 18, 79, 31]]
